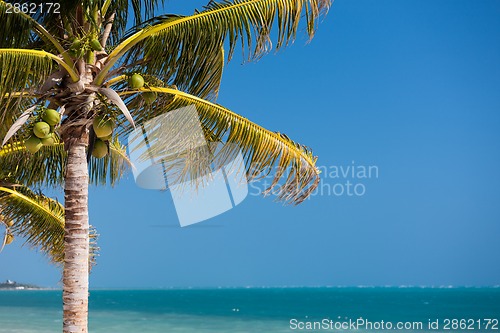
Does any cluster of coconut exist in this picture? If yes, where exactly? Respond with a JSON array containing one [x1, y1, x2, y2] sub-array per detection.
[[24, 108, 61, 154], [89, 73, 156, 159], [128, 73, 157, 104], [68, 34, 102, 58], [91, 115, 113, 159]]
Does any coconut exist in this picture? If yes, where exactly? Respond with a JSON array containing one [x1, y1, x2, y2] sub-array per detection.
[[33, 121, 51, 139], [100, 133, 112, 141], [142, 91, 157, 104], [128, 74, 144, 89], [25, 136, 43, 153], [5, 220, 14, 228], [5, 234, 14, 245], [41, 135, 56, 146], [42, 108, 61, 126], [92, 139, 108, 159], [90, 38, 102, 51], [93, 116, 113, 138], [76, 48, 85, 58], [70, 38, 81, 50]]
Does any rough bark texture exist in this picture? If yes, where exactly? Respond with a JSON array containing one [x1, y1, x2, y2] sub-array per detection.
[[63, 136, 89, 333]]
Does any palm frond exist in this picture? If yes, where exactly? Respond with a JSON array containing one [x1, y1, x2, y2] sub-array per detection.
[[129, 0, 166, 28], [0, 141, 64, 188], [0, 185, 64, 263], [0, 141, 130, 188], [0, 49, 78, 122], [95, 0, 332, 99], [0, 184, 99, 266], [122, 87, 320, 204], [0, 49, 53, 117], [96, 0, 164, 47]]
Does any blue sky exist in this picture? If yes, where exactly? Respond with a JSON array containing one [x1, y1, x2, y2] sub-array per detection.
[[1, 0, 500, 288]]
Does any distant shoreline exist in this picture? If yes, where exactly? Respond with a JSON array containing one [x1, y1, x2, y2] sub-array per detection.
[[86, 285, 500, 290], [1, 285, 499, 291], [0, 280, 49, 290], [0, 287, 58, 291]]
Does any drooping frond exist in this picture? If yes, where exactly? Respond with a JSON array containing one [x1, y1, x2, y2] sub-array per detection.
[[122, 87, 320, 204], [0, 49, 78, 122], [0, 141, 65, 188], [95, 0, 332, 99], [0, 49, 53, 114], [0, 184, 65, 263], [0, 140, 130, 188], [0, 184, 99, 266]]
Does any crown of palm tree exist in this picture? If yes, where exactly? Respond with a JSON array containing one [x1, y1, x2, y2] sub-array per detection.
[[1, 0, 330, 203]]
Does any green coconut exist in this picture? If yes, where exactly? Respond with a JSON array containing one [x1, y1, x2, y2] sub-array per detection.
[[128, 74, 144, 89], [33, 122, 51, 139], [90, 38, 102, 51], [76, 48, 86, 58], [142, 91, 157, 104], [41, 135, 56, 146], [100, 133, 112, 141], [25, 136, 42, 153], [93, 116, 113, 138], [92, 139, 108, 159], [5, 234, 14, 245], [70, 38, 81, 50], [42, 108, 61, 126]]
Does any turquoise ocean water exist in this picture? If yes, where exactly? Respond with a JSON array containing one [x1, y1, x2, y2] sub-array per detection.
[[0, 288, 499, 332]]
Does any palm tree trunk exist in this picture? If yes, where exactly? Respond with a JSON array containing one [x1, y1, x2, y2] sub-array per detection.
[[63, 135, 89, 333]]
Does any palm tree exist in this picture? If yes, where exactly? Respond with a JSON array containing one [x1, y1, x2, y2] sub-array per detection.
[[0, 0, 330, 332]]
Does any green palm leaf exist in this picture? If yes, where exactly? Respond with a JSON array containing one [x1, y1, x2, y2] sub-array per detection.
[[0, 49, 52, 117], [0, 140, 131, 188], [0, 48, 78, 89], [123, 87, 320, 204], [0, 184, 64, 263], [0, 49, 78, 122], [95, 0, 332, 99], [0, 184, 99, 266]]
